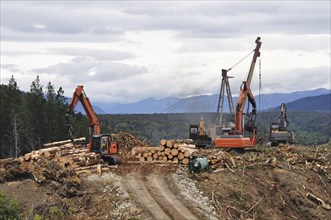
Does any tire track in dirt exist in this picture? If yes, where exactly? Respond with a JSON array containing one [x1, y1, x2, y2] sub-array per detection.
[[122, 165, 199, 220], [124, 173, 171, 220], [146, 174, 199, 220]]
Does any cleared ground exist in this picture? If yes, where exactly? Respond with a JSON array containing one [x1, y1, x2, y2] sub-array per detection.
[[1, 145, 330, 219]]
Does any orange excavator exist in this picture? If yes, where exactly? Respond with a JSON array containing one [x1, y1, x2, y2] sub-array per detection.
[[215, 37, 262, 148], [66, 85, 120, 164]]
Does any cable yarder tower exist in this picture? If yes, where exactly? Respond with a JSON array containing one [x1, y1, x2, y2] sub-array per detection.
[[216, 69, 235, 125]]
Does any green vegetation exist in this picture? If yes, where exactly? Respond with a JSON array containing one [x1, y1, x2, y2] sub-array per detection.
[[32, 214, 43, 220], [0, 193, 21, 220], [231, 179, 249, 210], [49, 205, 65, 218], [1, 75, 329, 159], [0, 75, 88, 159], [99, 111, 330, 146]]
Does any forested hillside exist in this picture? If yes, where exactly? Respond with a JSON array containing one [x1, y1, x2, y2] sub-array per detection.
[[1, 76, 330, 159], [0, 76, 88, 158], [285, 94, 331, 111], [98, 111, 330, 146]]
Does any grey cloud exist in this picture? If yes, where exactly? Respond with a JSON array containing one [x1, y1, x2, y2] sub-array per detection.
[[262, 66, 330, 93], [1, 64, 21, 73], [1, 27, 122, 42], [1, 2, 329, 42], [177, 34, 330, 53], [49, 48, 136, 61], [33, 57, 148, 83]]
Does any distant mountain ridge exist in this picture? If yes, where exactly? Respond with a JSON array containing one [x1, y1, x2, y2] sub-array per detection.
[[282, 94, 331, 112], [73, 88, 330, 114]]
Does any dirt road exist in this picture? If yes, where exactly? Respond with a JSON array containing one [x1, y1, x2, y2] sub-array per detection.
[[122, 165, 199, 220]]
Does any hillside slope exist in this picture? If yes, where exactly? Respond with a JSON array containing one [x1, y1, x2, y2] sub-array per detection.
[[92, 88, 330, 114], [285, 94, 331, 112]]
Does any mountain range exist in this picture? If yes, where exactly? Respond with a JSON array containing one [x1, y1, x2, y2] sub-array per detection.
[[73, 88, 330, 114]]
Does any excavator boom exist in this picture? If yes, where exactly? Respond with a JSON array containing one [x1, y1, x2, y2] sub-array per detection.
[[215, 37, 261, 148], [66, 85, 101, 140], [66, 85, 119, 163]]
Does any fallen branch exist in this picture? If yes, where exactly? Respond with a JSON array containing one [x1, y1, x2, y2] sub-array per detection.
[[306, 193, 331, 210], [211, 191, 222, 214], [316, 173, 326, 187], [225, 162, 235, 173], [246, 199, 263, 214], [213, 168, 225, 173]]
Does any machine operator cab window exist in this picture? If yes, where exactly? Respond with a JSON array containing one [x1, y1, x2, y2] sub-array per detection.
[[190, 127, 198, 134], [101, 136, 108, 154], [270, 123, 279, 131], [221, 127, 232, 135]]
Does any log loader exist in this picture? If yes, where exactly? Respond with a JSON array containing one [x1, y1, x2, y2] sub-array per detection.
[[215, 37, 261, 148], [269, 103, 296, 146], [189, 117, 212, 148], [66, 85, 120, 164]]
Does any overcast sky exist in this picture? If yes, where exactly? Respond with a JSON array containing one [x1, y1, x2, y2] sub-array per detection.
[[1, 1, 330, 104]]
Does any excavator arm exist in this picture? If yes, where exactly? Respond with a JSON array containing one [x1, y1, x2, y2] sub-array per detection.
[[235, 37, 261, 134], [215, 37, 261, 148], [279, 103, 289, 130], [66, 85, 101, 143]]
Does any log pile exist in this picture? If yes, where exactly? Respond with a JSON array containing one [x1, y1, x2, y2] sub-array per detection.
[[22, 142, 109, 175], [0, 138, 110, 183], [131, 139, 198, 165]]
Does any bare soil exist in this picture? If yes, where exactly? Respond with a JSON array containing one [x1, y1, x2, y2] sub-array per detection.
[[1, 145, 330, 219]]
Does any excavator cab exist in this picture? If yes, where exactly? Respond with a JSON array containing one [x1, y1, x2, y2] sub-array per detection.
[[189, 118, 212, 148], [91, 135, 120, 164], [91, 135, 118, 155], [66, 85, 121, 164], [268, 103, 296, 146]]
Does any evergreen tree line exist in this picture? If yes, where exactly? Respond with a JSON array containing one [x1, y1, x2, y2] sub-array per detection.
[[1, 76, 329, 158], [99, 112, 330, 146], [0, 76, 88, 158]]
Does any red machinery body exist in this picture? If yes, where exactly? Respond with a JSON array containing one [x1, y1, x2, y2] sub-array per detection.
[[215, 37, 261, 148], [66, 86, 119, 162]]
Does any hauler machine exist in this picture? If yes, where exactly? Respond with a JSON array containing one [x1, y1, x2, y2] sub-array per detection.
[[66, 85, 120, 164], [215, 37, 262, 148]]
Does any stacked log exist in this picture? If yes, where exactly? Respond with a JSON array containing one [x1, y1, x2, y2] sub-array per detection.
[[131, 139, 198, 165], [0, 138, 112, 182], [22, 141, 110, 175]]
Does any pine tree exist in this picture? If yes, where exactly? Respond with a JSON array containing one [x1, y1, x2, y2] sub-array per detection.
[[0, 84, 11, 158], [24, 75, 46, 150], [8, 76, 21, 157], [0, 76, 22, 158], [55, 86, 69, 140], [45, 82, 57, 142]]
